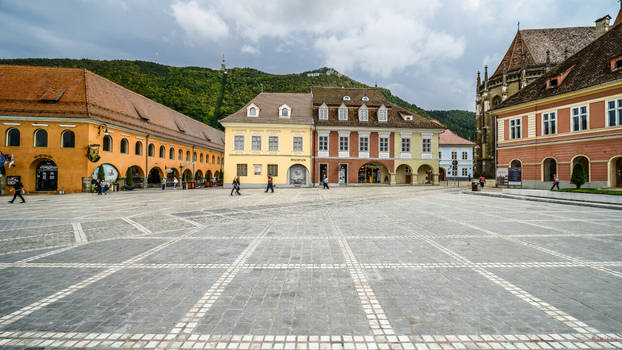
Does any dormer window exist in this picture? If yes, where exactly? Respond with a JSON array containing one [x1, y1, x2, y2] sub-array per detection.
[[319, 103, 328, 120], [247, 103, 260, 117], [611, 56, 622, 71], [338, 103, 348, 120], [279, 104, 291, 118], [400, 113, 413, 121], [358, 104, 368, 122], [378, 104, 387, 122], [547, 78, 558, 88], [343, 96, 351, 101], [546, 65, 574, 89], [362, 96, 369, 102]]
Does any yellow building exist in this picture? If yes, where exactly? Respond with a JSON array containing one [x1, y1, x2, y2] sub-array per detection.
[[0, 65, 224, 194], [220, 93, 313, 188]]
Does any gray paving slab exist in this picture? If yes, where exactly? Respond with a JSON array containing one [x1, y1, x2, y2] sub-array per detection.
[[141, 239, 252, 264], [431, 237, 565, 263], [347, 238, 459, 264], [31, 239, 167, 263], [536, 220, 622, 234], [0, 231, 75, 254], [248, 239, 344, 264], [0, 247, 59, 263], [519, 236, 622, 261]]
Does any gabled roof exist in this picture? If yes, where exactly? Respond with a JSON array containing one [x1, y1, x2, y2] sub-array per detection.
[[311, 86, 386, 106], [492, 27, 595, 77], [219, 93, 313, 125], [0, 65, 224, 151], [439, 129, 474, 146], [495, 21, 622, 109]]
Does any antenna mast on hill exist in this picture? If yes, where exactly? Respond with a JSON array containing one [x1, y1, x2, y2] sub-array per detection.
[[155, 52, 159, 64]]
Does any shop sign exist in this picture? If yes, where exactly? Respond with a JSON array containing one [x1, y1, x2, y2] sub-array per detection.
[[496, 168, 508, 186], [290, 158, 307, 162], [509, 167, 522, 186], [6, 176, 20, 186]]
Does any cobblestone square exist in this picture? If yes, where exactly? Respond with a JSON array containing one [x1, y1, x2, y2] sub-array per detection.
[[0, 186, 621, 349]]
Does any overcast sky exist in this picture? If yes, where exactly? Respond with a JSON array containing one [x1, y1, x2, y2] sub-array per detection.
[[1, 0, 618, 111]]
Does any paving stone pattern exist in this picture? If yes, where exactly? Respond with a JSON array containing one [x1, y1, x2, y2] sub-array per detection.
[[0, 187, 620, 349]]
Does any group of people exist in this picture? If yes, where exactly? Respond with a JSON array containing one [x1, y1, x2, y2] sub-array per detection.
[[161, 177, 179, 190], [95, 179, 110, 195]]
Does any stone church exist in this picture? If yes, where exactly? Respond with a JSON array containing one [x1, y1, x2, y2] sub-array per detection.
[[474, 15, 613, 178]]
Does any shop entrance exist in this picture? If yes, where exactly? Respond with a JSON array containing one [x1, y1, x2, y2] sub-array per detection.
[[617, 158, 622, 187], [338, 164, 348, 184], [358, 164, 381, 183], [36, 160, 58, 191], [319, 164, 328, 183]]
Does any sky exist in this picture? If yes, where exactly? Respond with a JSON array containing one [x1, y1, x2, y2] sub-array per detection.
[[0, 0, 618, 111]]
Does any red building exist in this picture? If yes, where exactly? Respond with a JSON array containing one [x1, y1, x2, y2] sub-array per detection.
[[493, 15, 622, 189]]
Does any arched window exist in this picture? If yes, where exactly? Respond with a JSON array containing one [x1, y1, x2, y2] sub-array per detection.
[[178, 149, 183, 160], [186, 151, 190, 161], [218, 157, 221, 165], [200, 154, 204, 163], [193, 152, 197, 161], [61, 130, 75, 148], [120, 138, 129, 154], [34, 129, 48, 147], [358, 104, 368, 122], [148, 144, 155, 157], [338, 103, 348, 121], [6, 128, 20, 146], [169, 148, 174, 160], [135, 141, 143, 155], [543, 158, 557, 181], [103, 135, 112, 152], [159, 145, 165, 158], [212, 155, 215, 164]]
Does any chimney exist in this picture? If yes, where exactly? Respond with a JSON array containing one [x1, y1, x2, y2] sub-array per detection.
[[595, 14, 611, 37]]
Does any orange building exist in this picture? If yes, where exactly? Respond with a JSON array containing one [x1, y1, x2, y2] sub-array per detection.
[[493, 17, 622, 189], [0, 65, 224, 194]]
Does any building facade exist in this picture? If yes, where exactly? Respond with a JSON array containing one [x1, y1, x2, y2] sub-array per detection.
[[220, 93, 314, 188], [439, 129, 474, 181], [0, 65, 224, 194], [311, 87, 445, 186], [474, 19, 611, 178], [493, 18, 622, 189]]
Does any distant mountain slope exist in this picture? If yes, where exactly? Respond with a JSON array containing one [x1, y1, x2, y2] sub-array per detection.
[[0, 58, 474, 139], [428, 110, 476, 141]]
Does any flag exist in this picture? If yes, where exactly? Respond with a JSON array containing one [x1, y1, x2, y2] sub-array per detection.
[[0, 152, 5, 166], [8, 154, 14, 168]]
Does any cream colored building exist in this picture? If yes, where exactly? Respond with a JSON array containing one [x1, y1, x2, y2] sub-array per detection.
[[220, 93, 314, 188]]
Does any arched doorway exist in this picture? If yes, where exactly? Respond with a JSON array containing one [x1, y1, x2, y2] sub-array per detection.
[[608, 155, 622, 188], [358, 163, 390, 184], [195, 170, 204, 182], [182, 169, 192, 182], [206, 170, 213, 182], [395, 164, 413, 184], [167, 168, 180, 180], [125, 166, 144, 188], [542, 158, 557, 181], [288, 164, 308, 185], [572, 155, 590, 182], [439, 167, 446, 181], [92, 164, 119, 182], [214, 170, 220, 181], [416, 164, 433, 184], [36, 160, 58, 191], [148, 167, 163, 185], [617, 158, 622, 188]]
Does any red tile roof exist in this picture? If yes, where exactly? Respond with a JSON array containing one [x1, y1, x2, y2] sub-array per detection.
[[439, 129, 474, 145], [220, 93, 313, 125]]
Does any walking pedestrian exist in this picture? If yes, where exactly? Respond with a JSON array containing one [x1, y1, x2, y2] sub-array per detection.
[[161, 177, 166, 190], [231, 177, 241, 196], [479, 176, 486, 188], [8, 179, 25, 203], [322, 175, 329, 189], [96, 179, 103, 195], [265, 175, 274, 193], [173, 177, 178, 190], [550, 174, 560, 190]]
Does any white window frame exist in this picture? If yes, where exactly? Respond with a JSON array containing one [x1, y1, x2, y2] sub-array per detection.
[[338, 103, 348, 121], [358, 132, 369, 158], [319, 103, 328, 120], [571, 105, 588, 132], [607, 98, 622, 127], [422, 136, 432, 154], [358, 104, 368, 122], [542, 111, 557, 135], [378, 104, 387, 122], [338, 132, 349, 158], [268, 135, 279, 152], [461, 151, 468, 160], [510, 118, 522, 139], [234, 135, 244, 151], [318, 132, 329, 157], [251, 135, 262, 151], [279, 104, 291, 118], [247, 103, 259, 117], [292, 136, 303, 152], [379, 133, 390, 158], [400, 136, 411, 159], [462, 168, 468, 177]]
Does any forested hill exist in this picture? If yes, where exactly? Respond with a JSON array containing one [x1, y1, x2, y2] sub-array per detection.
[[428, 110, 476, 141], [0, 58, 474, 140]]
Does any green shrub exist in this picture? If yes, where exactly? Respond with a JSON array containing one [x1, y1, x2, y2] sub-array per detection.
[[126, 167, 134, 187], [570, 163, 586, 189], [97, 165, 105, 180]]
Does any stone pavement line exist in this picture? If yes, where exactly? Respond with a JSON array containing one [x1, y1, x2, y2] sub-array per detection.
[[121, 216, 153, 234], [327, 212, 395, 336], [168, 222, 274, 339], [0, 226, 203, 329], [167, 213, 205, 228], [71, 222, 88, 244], [404, 219, 602, 335]]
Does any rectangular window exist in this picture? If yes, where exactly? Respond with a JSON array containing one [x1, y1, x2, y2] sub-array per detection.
[[251, 135, 262, 151], [451, 167, 458, 176], [379, 137, 389, 153], [236, 164, 247, 176], [267, 164, 278, 176], [268, 136, 279, 152], [461, 151, 468, 160], [543, 112, 557, 135], [439, 151, 442, 159], [254, 164, 261, 175], [571, 106, 588, 131], [451, 151, 457, 160], [401, 138, 410, 153], [359, 136, 369, 152], [339, 136, 349, 152], [319, 108, 328, 120], [338, 107, 348, 121], [422, 137, 431, 153], [293, 136, 303, 152], [607, 99, 622, 127], [234, 135, 244, 150], [318, 136, 328, 151], [462, 168, 468, 177], [510, 118, 521, 139]]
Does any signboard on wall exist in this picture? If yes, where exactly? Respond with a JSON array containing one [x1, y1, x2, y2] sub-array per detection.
[[496, 168, 508, 186], [509, 167, 522, 186], [6, 176, 20, 186]]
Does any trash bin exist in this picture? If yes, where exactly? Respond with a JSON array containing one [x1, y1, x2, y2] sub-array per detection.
[[471, 182, 479, 191]]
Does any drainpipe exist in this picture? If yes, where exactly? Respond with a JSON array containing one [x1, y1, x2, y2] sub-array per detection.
[[145, 134, 149, 189], [312, 122, 316, 187]]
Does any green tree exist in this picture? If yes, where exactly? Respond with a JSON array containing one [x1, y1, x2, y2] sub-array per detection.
[[97, 165, 105, 181], [126, 167, 134, 188], [570, 163, 586, 189]]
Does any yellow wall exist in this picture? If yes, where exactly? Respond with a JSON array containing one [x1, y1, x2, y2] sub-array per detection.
[[2, 119, 223, 194], [222, 122, 313, 186]]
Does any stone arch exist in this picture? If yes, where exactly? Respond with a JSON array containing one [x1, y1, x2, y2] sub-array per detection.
[[571, 155, 590, 183], [288, 164, 310, 185], [31, 158, 58, 191], [206, 170, 213, 181], [148, 167, 164, 184], [358, 162, 390, 184], [167, 167, 180, 179], [195, 170, 203, 181], [510, 159, 522, 168], [541, 157, 557, 182], [395, 164, 413, 184], [125, 165, 144, 188], [607, 155, 622, 188], [416, 164, 433, 184], [182, 169, 192, 182]]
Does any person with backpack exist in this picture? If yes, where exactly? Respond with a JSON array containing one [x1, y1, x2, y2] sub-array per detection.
[[322, 175, 329, 189], [8, 179, 25, 203], [265, 175, 274, 193], [551, 174, 560, 190], [231, 177, 241, 196]]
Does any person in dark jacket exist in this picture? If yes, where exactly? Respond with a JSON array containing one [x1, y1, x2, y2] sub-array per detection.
[[265, 176, 274, 193], [9, 179, 25, 203], [231, 177, 241, 196]]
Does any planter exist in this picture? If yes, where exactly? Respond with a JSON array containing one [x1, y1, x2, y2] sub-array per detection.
[[124, 185, 134, 191]]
